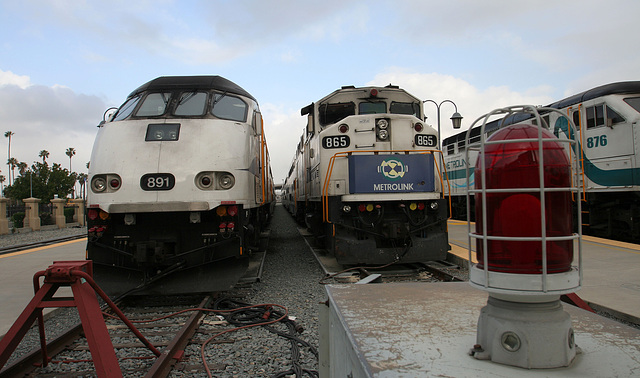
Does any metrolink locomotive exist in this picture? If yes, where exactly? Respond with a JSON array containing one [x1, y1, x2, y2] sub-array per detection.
[[87, 76, 274, 295], [443, 81, 640, 241], [282, 85, 449, 265]]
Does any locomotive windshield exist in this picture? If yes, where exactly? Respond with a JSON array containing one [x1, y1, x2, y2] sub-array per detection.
[[359, 102, 386, 114], [390, 101, 421, 118], [319, 102, 356, 126], [111, 90, 248, 122], [175, 91, 207, 116], [318, 100, 421, 126]]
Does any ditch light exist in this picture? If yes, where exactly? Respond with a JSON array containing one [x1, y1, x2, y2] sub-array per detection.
[[466, 106, 582, 369]]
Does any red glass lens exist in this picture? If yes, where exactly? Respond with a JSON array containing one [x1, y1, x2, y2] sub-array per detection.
[[475, 124, 573, 274]]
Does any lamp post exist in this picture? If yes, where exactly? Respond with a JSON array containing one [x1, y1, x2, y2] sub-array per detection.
[[423, 99, 463, 150]]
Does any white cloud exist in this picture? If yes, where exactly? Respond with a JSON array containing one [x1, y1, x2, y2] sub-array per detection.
[[368, 70, 555, 140], [0, 80, 105, 174], [0, 69, 31, 89], [261, 103, 305, 183]]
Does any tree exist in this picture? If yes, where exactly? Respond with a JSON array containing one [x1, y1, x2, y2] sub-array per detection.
[[65, 147, 76, 171], [17, 162, 28, 176], [4, 162, 76, 202], [39, 150, 50, 163], [77, 172, 88, 200], [65, 148, 76, 197], [7, 157, 17, 185], [4, 131, 13, 185]]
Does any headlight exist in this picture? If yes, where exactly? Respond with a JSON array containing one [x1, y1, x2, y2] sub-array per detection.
[[218, 173, 235, 190], [91, 174, 122, 193], [378, 129, 389, 140], [92, 177, 107, 192], [377, 119, 389, 129], [195, 172, 214, 189]]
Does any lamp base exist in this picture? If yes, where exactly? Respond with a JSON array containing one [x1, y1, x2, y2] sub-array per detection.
[[471, 294, 579, 369]]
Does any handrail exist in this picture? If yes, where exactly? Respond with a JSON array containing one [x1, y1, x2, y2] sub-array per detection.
[[566, 106, 587, 201], [321, 149, 447, 223], [260, 117, 266, 205]]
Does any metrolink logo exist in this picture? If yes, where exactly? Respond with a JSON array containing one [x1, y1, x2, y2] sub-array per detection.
[[374, 158, 414, 191], [377, 158, 408, 180]]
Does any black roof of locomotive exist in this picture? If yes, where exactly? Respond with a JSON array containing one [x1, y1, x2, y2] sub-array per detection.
[[128, 75, 256, 101]]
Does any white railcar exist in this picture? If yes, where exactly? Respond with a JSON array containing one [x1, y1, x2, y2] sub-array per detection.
[[443, 81, 640, 241]]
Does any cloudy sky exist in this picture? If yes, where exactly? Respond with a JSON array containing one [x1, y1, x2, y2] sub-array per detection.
[[0, 0, 638, 183]]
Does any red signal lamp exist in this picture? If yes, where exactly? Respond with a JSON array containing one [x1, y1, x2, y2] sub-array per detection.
[[466, 106, 582, 369], [474, 124, 573, 274], [370, 88, 378, 97]]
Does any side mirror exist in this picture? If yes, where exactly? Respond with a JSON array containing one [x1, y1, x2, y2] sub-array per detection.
[[99, 107, 118, 127], [301, 103, 314, 135], [255, 112, 263, 135], [306, 114, 314, 135]]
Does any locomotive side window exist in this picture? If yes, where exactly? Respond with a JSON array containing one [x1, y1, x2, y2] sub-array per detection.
[[573, 110, 580, 127], [457, 139, 466, 153], [586, 105, 603, 129], [624, 96, 640, 112], [586, 104, 625, 129], [359, 102, 386, 114], [607, 106, 625, 124], [390, 101, 420, 118], [113, 95, 141, 121], [318, 102, 355, 126], [136, 92, 172, 117], [447, 143, 455, 155], [174, 91, 207, 116], [211, 93, 247, 122]]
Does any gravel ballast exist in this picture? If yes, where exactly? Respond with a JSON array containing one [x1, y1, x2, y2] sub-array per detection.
[[1, 205, 327, 377]]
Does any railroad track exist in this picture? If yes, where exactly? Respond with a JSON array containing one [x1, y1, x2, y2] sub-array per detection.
[[0, 293, 212, 377], [298, 226, 468, 284], [1, 291, 315, 377]]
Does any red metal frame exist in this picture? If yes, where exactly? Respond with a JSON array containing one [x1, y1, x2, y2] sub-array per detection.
[[0, 260, 161, 377]]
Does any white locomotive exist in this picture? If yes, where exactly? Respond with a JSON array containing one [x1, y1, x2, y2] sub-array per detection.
[[283, 85, 449, 265], [443, 81, 640, 241], [87, 76, 274, 295]]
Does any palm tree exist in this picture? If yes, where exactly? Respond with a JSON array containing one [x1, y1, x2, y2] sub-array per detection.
[[65, 147, 76, 172], [7, 157, 17, 184], [4, 131, 14, 185], [39, 150, 50, 163], [78, 172, 88, 199], [66, 147, 77, 197], [17, 162, 28, 176]]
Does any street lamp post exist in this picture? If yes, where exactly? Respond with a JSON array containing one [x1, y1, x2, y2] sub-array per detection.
[[423, 99, 463, 150]]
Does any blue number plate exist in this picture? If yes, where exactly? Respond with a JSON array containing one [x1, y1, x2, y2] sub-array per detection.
[[140, 173, 175, 191]]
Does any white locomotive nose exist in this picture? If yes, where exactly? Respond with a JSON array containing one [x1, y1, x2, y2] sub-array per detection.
[[283, 84, 449, 265], [86, 75, 275, 296]]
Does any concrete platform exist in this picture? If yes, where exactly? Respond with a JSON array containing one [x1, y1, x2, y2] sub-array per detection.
[[321, 282, 640, 377], [0, 239, 86, 336], [447, 219, 640, 324]]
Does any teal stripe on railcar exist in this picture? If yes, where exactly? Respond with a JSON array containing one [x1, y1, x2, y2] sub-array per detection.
[[554, 118, 640, 186]]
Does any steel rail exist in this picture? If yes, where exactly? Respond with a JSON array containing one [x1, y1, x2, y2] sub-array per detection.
[[145, 295, 214, 377]]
